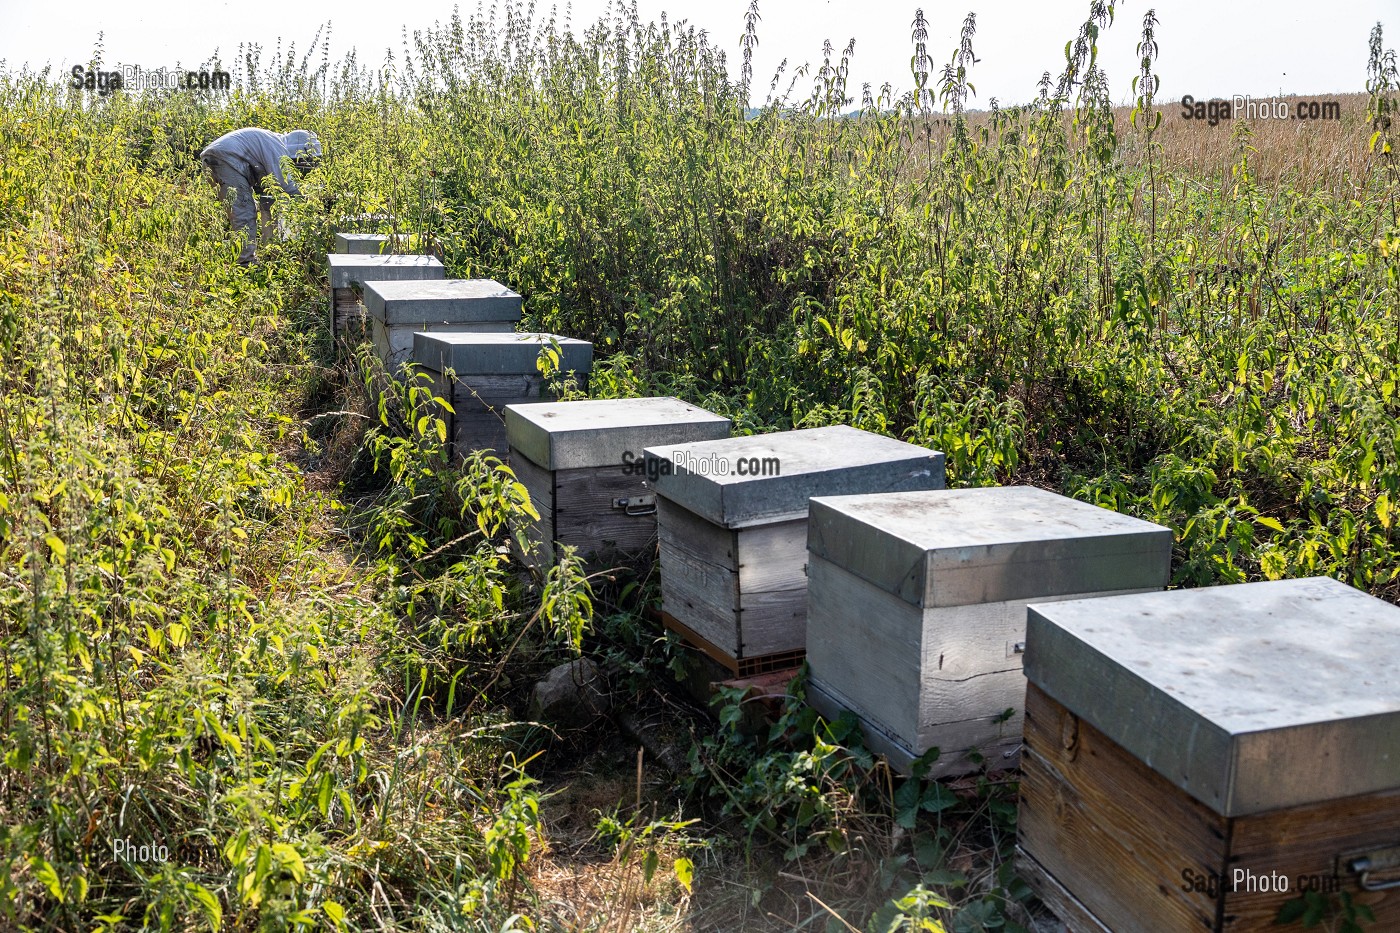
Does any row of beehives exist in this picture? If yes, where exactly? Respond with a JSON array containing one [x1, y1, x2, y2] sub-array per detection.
[[327, 237, 1400, 932]]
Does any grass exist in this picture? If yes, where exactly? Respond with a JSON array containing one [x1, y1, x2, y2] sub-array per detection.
[[0, 1, 1397, 930]]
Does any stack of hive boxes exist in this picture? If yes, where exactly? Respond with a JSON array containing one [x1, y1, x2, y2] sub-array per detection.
[[803, 486, 1172, 775], [365, 279, 522, 368], [326, 254, 444, 340], [412, 332, 593, 462], [504, 397, 731, 570], [644, 425, 946, 675], [1018, 577, 1400, 930]]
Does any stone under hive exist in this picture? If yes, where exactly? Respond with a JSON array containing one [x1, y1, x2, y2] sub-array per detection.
[[326, 253, 444, 340], [504, 397, 731, 570], [334, 232, 409, 255], [364, 279, 522, 368], [803, 486, 1172, 776], [1018, 577, 1400, 932], [412, 331, 592, 461], [644, 425, 945, 675]]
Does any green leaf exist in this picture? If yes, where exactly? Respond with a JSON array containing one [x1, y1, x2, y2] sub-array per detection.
[[921, 782, 960, 813], [191, 885, 223, 927], [674, 856, 694, 892], [33, 858, 63, 902], [44, 533, 67, 562], [317, 773, 333, 817], [1275, 899, 1307, 924], [1255, 516, 1284, 533], [642, 849, 659, 884]]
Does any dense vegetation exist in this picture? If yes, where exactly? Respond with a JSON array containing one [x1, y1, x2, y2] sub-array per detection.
[[0, 1, 1397, 929]]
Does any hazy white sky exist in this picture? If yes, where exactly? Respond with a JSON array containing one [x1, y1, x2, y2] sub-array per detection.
[[0, 0, 1392, 106]]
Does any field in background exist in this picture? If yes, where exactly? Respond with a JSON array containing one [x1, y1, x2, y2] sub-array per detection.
[[0, 1, 1397, 930]]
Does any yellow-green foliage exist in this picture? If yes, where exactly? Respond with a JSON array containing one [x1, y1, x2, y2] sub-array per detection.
[[0, 66, 592, 931]]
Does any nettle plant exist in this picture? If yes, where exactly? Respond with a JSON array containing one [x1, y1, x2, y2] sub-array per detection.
[[686, 672, 1029, 931]]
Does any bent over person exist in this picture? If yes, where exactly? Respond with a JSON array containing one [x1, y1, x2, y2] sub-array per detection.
[[199, 128, 321, 265]]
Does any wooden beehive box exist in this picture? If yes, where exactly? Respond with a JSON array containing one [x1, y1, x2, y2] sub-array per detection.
[[334, 232, 409, 255], [332, 212, 396, 233], [803, 486, 1172, 776], [1018, 577, 1400, 932], [504, 397, 731, 570], [326, 254, 444, 340], [364, 279, 522, 368], [412, 331, 592, 461], [644, 426, 945, 674]]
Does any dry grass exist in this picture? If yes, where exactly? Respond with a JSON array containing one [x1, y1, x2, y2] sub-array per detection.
[[527, 738, 694, 932], [1125, 93, 1376, 191], [910, 93, 1377, 192]]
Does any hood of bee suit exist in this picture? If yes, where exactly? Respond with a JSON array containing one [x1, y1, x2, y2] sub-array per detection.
[[284, 130, 322, 159]]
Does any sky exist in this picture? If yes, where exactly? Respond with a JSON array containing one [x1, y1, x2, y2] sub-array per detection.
[[0, 0, 1392, 106]]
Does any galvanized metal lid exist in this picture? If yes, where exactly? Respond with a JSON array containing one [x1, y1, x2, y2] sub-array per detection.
[[363, 279, 524, 326], [327, 253, 445, 289], [333, 232, 404, 254], [413, 331, 593, 376], [808, 486, 1171, 609], [506, 397, 731, 470], [1025, 577, 1400, 816], [333, 211, 395, 232], [644, 426, 944, 528]]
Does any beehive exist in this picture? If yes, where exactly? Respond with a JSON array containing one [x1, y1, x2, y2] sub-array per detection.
[[504, 397, 731, 569], [364, 279, 522, 368], [412, 331, 592, 461], [332, 212, 396, 233], [326, 254, 444, 340], [1018, 577, 1400, 932], [644, 426, 945, 674], [334, 232, 409, 254], [803, 486, 1172, 776]]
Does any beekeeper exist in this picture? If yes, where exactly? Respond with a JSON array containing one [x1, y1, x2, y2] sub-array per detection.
[[199, 128, 322, 265]]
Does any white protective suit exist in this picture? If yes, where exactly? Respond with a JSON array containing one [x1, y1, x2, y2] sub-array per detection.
[[200, 128, 322, 263]]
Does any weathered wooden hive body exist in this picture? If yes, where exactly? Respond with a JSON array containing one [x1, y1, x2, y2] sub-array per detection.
[[1018, 577, 1400, 932], [504, 397, 731, 569], [803, 486, 1172, 776], [644, 425, 945, 675], [364, 279, 522, 368], [333, 232, 409, 255], [412, 332, 592, 461], [326, 254, 444, 340]]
